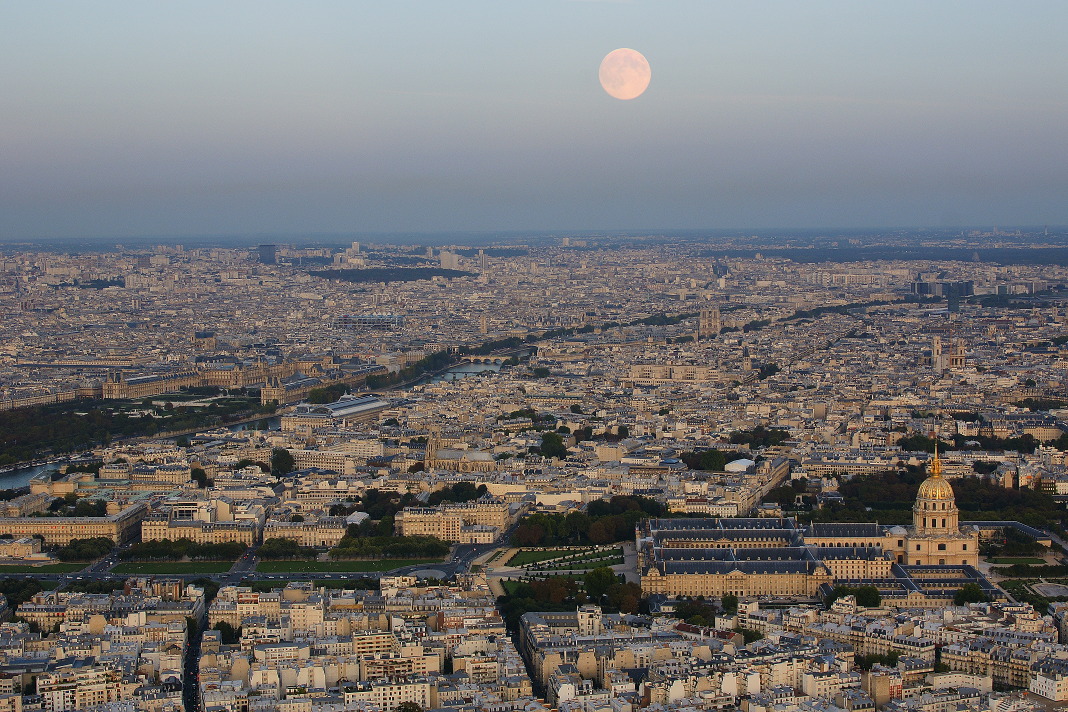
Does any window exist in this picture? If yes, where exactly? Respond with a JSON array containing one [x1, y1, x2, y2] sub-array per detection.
[[963, 544, 967, 550], [941, 518, 946, 527], [938, 543, 946, 551], [916, 544, 921, 551], [939, 558, 945, 565], [897, 539, 903, 547]]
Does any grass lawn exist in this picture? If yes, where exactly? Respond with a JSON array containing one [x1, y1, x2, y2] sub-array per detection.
[[501, 574, 582, 596], [112, 561, 235, 574], [507, 549, 581, 566], [501, 579, 527, 595], [242, 578, 379, 592], [542, 557, 624, 571], [0, 563, 84, 573], [987, 557, 1047, 565], [256, 559, 443, 573]]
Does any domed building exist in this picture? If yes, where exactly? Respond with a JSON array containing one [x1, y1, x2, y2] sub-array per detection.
[[897, 450, 979, 566]]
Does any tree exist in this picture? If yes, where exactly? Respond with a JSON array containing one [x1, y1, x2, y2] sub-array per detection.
[[562, 511, 591, 542], [587, 519, 615, 544], [570, 404, 584, 414], [213, 621, 240, 645], [855, 585, 881, 608], [584, 566, 618, 601], [540, 431, 569, 459], [190, 467, 208, 488], [825, 584, 881, 608], [513, 523, 545, 547], [270, 447, 295, 476], [721, 594, 738, 614], [738, 628, 764, 644], [954, 583, 988, 606], [55, 537, 113, 562], [396, 703, 424, 712]]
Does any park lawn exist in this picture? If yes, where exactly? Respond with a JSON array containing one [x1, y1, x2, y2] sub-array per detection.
[[507, 549, 585, 567], [112, 561, 235, 574], [0, 563, 84, 573], [501, 579, 527, 595], [501, 574, 583, 596], [987, 557, 1047, 565], [541, 557, 624, 571], [242, 578, 379, 592], [256, 559, 443, 573]]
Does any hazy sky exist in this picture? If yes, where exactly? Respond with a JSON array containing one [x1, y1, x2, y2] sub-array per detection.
[[2, 1, 1067, 239]]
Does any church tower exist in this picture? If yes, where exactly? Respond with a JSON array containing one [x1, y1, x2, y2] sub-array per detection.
[[698, 308, 721, 340], [913, 448, 959, 535], [424, 427, 441, 470]]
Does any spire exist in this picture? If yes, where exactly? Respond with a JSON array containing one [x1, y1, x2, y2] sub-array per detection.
[[930, 444, 943, 478]]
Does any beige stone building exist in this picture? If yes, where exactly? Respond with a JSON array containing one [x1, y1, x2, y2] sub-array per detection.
[[263, 516, 348, 547], [0, 502, 147, 545], [142, 516, 256, 545], [639, 452, 980, 598], [395, 497, 525, 543], [0, 536, 43, 559], [625, 363, 724, 386]]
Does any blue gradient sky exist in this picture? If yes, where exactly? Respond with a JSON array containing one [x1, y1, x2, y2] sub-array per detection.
[[2, 1, 1066, 239]]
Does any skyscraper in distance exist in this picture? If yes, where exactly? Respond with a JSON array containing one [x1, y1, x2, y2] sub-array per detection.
[[258, 244, 277, 265]]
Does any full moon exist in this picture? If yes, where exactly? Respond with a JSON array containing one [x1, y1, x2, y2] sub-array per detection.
[[598, 48, 651, 100]]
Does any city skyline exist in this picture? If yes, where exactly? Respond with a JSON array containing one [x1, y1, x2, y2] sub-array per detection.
[[3, 1, 1068, 240]]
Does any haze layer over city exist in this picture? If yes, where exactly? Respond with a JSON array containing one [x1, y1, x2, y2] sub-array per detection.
[[3, 3, 1068, 712]]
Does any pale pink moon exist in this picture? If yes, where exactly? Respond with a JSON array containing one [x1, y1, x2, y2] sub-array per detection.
[[599, 48, 651, 100]]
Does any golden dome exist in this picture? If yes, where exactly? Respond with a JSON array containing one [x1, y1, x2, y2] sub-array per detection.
[[916, 449, 954, 501], [916, 476, 955, 501]]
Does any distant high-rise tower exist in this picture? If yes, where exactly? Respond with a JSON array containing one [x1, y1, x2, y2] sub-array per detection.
[[439, 251, 460, 270], [478, 249, 487, 270], [742, 343, 752, 372], [480, 315, 488, 334], [257, 244, 277, 265]]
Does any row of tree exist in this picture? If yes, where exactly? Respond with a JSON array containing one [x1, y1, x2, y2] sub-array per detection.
[[496, 569, 642, 631], [511, 496, 667, 547], [805, 468, 1059, 529], [55, 537, 113, 562], [121, 538, 248, 561], [0, 396, 274, 466], [258, 537, 316, 559], [329, 534, 449, 559], [679, 448, 748, 471], [365, 350, 456, 389]]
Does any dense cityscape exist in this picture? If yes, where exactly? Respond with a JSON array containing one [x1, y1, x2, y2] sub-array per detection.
[[0, 232, 1067, 712]]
